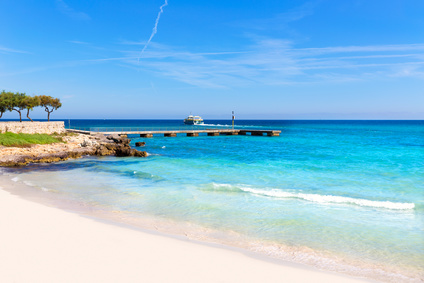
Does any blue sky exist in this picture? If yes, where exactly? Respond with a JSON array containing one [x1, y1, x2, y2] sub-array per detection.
[[1, 0, 423, 119]]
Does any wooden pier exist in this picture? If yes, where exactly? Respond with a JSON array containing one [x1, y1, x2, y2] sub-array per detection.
[[67, 129, 281, 137]]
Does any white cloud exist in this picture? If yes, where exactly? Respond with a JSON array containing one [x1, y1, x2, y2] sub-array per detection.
[[0, 45, 28, 54], [111, 39, 424, 87], [4, 37, 423, 88], [68, 40, 90, 45], [296, 44, 424, 55], [56, 0, 90, 21], [234, 1, 319, 31]]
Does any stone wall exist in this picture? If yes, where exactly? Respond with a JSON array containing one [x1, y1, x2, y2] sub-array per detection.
[[0, 121, 65, 134]]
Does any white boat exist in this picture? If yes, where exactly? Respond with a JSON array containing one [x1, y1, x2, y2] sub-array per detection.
[[184, 115, 204, 125]]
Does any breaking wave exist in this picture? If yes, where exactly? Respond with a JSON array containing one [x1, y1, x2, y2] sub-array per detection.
[[210, 183, 415, 210]]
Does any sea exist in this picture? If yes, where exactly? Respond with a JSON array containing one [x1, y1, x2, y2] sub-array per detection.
[[2, 120, 423, 282]]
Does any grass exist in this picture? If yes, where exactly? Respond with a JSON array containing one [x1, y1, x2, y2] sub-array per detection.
[[0, 132, 64, 147], [53, 131, 78, 137]]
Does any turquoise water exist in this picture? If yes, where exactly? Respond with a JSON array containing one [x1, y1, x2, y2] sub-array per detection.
[[3, 120, 424, 282]]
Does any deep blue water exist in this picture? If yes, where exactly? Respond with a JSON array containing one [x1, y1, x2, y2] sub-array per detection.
[[3, 120, 424, 282]]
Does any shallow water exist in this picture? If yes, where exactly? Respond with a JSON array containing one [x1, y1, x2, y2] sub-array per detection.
[[3, 120, 424, 282]]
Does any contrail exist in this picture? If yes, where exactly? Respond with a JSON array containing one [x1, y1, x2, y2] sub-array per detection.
[[138, 0, 168, 64]]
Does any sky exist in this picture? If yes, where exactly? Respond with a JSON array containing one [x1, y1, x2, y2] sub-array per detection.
[[0, 0, 423, 119]]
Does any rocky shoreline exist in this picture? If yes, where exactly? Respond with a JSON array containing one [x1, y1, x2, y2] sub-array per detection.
[[0, 133, 147, 167]]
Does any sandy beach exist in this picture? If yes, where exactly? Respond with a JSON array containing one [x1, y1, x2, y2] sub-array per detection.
[[0, 178, 371, 283]]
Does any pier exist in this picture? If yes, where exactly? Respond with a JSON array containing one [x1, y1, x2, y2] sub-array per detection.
[[67, 128, 281, 137]]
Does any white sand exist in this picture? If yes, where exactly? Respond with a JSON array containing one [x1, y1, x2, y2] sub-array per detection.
[[0, 187, 370, 283]]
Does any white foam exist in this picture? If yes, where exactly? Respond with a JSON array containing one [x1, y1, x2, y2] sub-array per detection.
[[212, 183, 232, 188], [23, 181, 34, 187], [251, 244, 416, 283], [211, 183, 415, 210], [11, 177, 19, 182], [239, 187, 415, 210]]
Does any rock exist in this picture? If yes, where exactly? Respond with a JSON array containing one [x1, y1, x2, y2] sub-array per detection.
[[107, 134, 130, 145], [1, 133, 147, 167], [72, 148, 94, 156], [80, 139, 93, 147], [106, 134, 121, 142], [133, 150, 148, 157], [104, 143, 116, 150], [92, 133, 106, 140], [135, 142, 146, 147], [114, 145, 133, 157], [94, 145, 113, 156]]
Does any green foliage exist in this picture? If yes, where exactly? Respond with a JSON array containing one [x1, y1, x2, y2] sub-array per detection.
[[23, 95, 41, 121], [39, 95, 62, 121], [53, 131, 77, 137], [0, 91, 62, 121], [0, 132, 63, 147], [24, 95, 41, 110], [0, 90, 14, 118]]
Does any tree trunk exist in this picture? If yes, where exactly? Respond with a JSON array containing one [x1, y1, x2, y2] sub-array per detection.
[[26, 109, 33, 122], [13, 109, 22, 122], [0, 112, 3, 119], [45, 107, 51, 121]]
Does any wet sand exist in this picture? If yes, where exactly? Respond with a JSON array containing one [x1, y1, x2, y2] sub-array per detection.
[[0, 178, 371, 283]]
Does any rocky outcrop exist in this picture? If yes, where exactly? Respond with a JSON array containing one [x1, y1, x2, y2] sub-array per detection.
[[0, 150, 94, 167], [0, 132, 147, 167], [135, 142, 146, 147], [93, 135, 148, 158]]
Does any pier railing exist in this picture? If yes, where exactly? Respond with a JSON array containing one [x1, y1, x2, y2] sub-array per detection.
[[66, 126, 281, 137], [66, 124, 280, 132], [66, 126, 234, 132]]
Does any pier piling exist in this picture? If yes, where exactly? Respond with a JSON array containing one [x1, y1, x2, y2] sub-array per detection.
[[187, 133, 199, 137], [164, 133, 177, 137], [140, 133, 153, 138], [69, 128, 281, 138]]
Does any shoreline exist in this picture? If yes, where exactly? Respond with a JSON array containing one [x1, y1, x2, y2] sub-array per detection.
[[0, 132, 147, 167], [0, 174, 373, 283]]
